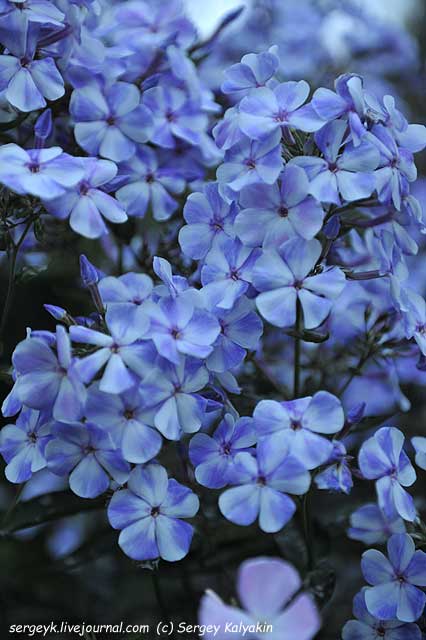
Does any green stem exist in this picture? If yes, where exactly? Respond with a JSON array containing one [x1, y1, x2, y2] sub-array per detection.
[[302, 493, 314, 570], [338, 343, 374, 396], [293, 298, 302, 399], [152, 572, 174, 634], [0, 218, 34, 342], [1, 483, 24, 527]]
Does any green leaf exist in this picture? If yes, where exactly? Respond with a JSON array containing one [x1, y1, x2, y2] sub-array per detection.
[[285, 328, 330, 343]]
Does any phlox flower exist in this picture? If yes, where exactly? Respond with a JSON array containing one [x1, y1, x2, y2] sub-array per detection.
[[46, 421, 129, 498], [86, 384, 162, 464], [358, 427, 416, 522], [44, 157, 127, 239], [70, 81, 153, 162], [201, 239, 261, 310], [0, 0, 65, 26], [10, 326, 86, 422], [292, 120, 380, 205], [348, 503, 406, 546], [0, 19, 64, 111], [98, 272, 153, 329], [218, 433, 310, 533], [0, 144, 84, 200], [315, 440, 353, 494], [139, 357, 208, 441], [370, 124, 420, 210], [0, 408, 51, 483], [114, 147, 185, 220], [108, 463, 199, 562], [142, 86, 208, 149], [411, 437, 426, 471], [342, 588, 421, 639], [221, 47, 279, 96], [254, 391, 344, 469], [206, 296, 263, 373], [216, 130, 283, 191], [70, 305, 150, 394], [144, 295, 220, 365], [234, 163, 325, 247], [312, 73, 367, 145], [189, 414, 256, 489], [253, 237, 346, 329], [199, 557, 320, 640], [361, 533, 426, 623], [179, 182, 237, 260], [239, 80, 324, 140]]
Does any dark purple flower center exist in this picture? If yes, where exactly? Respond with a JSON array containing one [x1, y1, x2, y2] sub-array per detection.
[[222, 443, 232, 455], [145, 173, 155, 184], [293, 280, 303, 290], [376, 626, 386, 637], [28, 431, 37, 443], [328, 162, 338, 173], [416, 323, 426, 335], [166, 109, 176, 123], [170, 327, 181, 339], [28, 162, 40, 173], [388, 465, 398, 478], [124, 409, 134, 420], [106, 116, 115, 126], [291, 420, 302, 431], [210, 220, 223, 232], [257, 475, 267, 486], [230, 270, 240, 281], [274, 109, 288, 123], [246, 158, 256, 169], [84, 445, 96, 454], [278, 206, 289, 218], [151, 506, 160, 517], [79, 181, 90, 195]]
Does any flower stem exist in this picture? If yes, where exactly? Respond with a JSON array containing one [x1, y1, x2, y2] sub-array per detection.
[[293, 298, 302, 399], [0, 217, 34, 347], [302, 493, 314, 571]]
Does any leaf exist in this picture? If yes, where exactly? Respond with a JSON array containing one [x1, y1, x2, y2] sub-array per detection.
[[0, 490, 105, 534], [285, 328, 330, 343], [307, 560, 336, 608]]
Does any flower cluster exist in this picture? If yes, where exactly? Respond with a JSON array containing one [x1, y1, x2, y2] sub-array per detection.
[[0, 3, 426, 636], [0, 0, 221, 240]]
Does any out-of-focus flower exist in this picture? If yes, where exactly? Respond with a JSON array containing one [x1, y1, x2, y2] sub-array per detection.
[[199, 557, 320, 640]]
